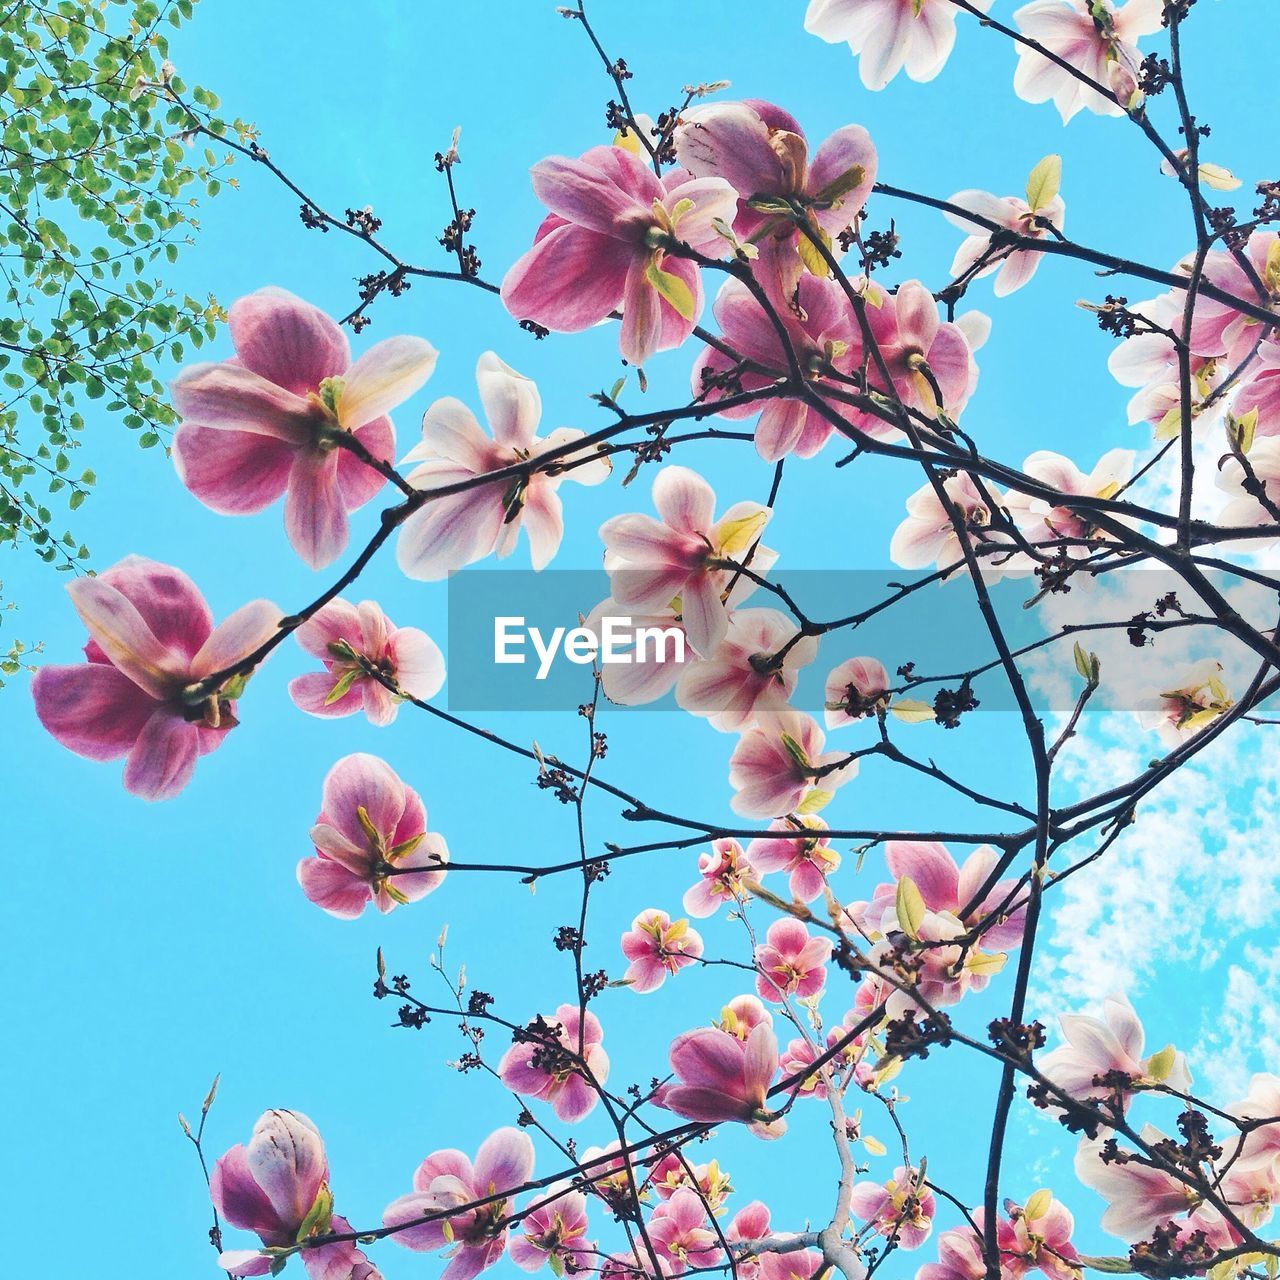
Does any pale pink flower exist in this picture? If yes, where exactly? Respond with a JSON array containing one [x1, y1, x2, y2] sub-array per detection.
[[1231, 340, 1280, 437], [646, 1154, 733, 1211], [1012, 0, 1163, 122], [663, 1021, 786, 1139], [298, 753, 448, 920], [1188, 232, 1280, 364], [621, 909, 705, 993], [498, 1005, 609, 1123], [754, 918, 832, 1002], [684, 838, 757, 917], [805, 0, 994, 91], [580, 1142, 647, 1213], [1137, 659, 1234, 747], [727, 1202, 772, 1280], [1227, 1074, 1280, 1178], [600, 465, 774, 657], [779, 1035, 832, 1100], [674, 99, 876, 302], [1073, 1129, 1198, 1242], [397, 352, 610, 580], [889, 471, 1008, 573], [717, 994, 775, 1039], [289, 598, 444, 725], [508, 1186, 592, 1274], [648, 1188, 722, 1274], [998, 1191, 1082, 1280], [590, 597, 694, 707], [1217, 436, 1280, 535], [729, 707, 858, 818], [32, 555, 279, 800], [170, 288, 436, 569], [945, 184, 1066, 297], [1004, 449, 1135, 553], [675, 607, 818, 731], [1038, 994, 1190, 1111], [747, 815, 841, 902], [850, 1166, 935, 1249], [692, 275, 862, 460], [760, 1248, 828, 1280], [501, 145, 737, 366], [383, 1127, 535, 1280], [210, 1109, 379, 1280], [824, 656, 891, 728], [917, 1222, 986, 1280]]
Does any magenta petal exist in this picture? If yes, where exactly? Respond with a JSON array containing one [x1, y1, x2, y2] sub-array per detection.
[[92, 555, 214, 663], [290, 672, 362, 718], [285, 450, 349, 570], [529, 153, 645, 236], [885, 841, 960, 910], [123, 709, 201, 800], [321, 752, 409, 847], [210, 1145, 288, 1239], [173, 421, 296, 516], [297, 856, 371, 919], [228, 288, 350, 397], [501, 223, 630, 332], [32, 662, 158, 760], [337, 416, 394, 510], [382, 1191, 448, 1251], [473, 1127, 536, 1193], [169, 361, 320, 444]]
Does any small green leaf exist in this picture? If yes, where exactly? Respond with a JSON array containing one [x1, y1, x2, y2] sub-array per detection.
[[1025, 154, 1061, 212]]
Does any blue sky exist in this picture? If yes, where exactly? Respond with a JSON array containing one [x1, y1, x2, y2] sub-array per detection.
[[2, 1, 1274, 1276]]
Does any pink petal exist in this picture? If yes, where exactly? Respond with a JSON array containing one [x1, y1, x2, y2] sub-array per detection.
[[285, 450, 349, 570], [885, 842, 960, 910], [501, 223, 631, 332], [191, 600, 281, 679], [290, 671, 363, 718], [227, 288, 349, 396], [297, 856, 371, 919], [67, 576, 186, 700], [396, 468, 506, 581], [123, 709, 201, 800], [32, 662, 158, 760], [339, 336, 437, 430], [529, 152, 646, 236], [476, 351, 541, 449], [169, 361, 319, 444], [675, 102, 788, 197], [337, 415, 395, 511], [172, 421, 296, 515], [321, 752, 409, 847]]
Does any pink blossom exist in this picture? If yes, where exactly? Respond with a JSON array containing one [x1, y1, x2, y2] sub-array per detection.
[[498, 1005, 609, 1123], [1227, 1073, 1280, 1178], [747, 815, 841, 902], [663, 1020, 785, 1138], [382, 1127, 535, 1280], [210, 1109, 379, 1280], [170, 288, 436, 569], [728, 707, 858, 818], [1231, 340, 1280, 436], [674, 100, 876, 302], [1137, 659, 1234, 746], [779, 1035, 832, 1100], [298, 753, 448, 919], [760, 1249, 828, 1280], [621, 909, 705, 993], [889, 471, 1008, 573], [917, 1223, 986, 1280], [945, 183, 1066, 297], [32, 555, 279, 800], [647, 1154, 733, 1212], [501, 145, 736, 366], [754, 918, 832, 1002], [590, 598, 694, 707], [684, 838, 757, 918], [852, 841, 1028, 953], [824, 656, 891, 728], [600, 465, 774, 657], [727, 1202, 772, 1280], [675, 607, 819, 731], [1004, 449, 1135, 553], [1073, 1129, 1198, 1242], [692, 276, 860, 460], [289, 598, 444, 725], [1218, 437, 1280, 535], [648, 1188, 722, 1274], [508, 1186, 592, 1274], [1187, 232, 1280, 364], [850, 1166, 936, 1249], [717, 994, 774, 1039], [1012, 0, 1163, 122], [998, 1191, 1082, 1280], [805, 0, 993, 91], [1037, 994, 1191, 1111], [397, 352, 610, 580]]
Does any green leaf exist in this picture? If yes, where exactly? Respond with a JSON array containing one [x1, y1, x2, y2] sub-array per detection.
[[895, 876, 926, 938], [1025, 154, 1061, 212], [644, 259, 696, 322]]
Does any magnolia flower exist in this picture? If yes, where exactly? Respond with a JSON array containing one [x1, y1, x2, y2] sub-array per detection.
[[1004, 448, 1136, 554], [675, 607, 818, 731], [648, 1188, 722, 1274], [1189, 232, 1280, 364], [674, 99, 876, 300], [210, 1109, 379, 1280], [779, 1035, 833, 1100], [918, 1223, 986, 1280], [684, 838, 757, 917], [32, 555, 279, 800], [824, 656, 890, 728], [1012, 0, 1163, 122], [727, 1202, 773, 1280], [729, 707, 858, 818], [1074, 1128, 1199, 1241], [501, 145, 737, 366], [754, 918, 832, 1002], [600, 465, 774, 657], [1038, 994, 1190, 1111], [717, 993, 774, 1039], [1217, 437, 1280, 533], [1227, 1074, 1280, 1177], [170, 288, 436, 569], [889, 471, 1008, 573], [1231, 339, 1280, 437], [508, 1187, 593, 1274], [498, 1005, 609, 1123], [298, 753, 448, 919], [761, 1249, 828, 1280], [663, 1019, 785, 1138], [647, 1155, 733, 1211], [945, 169, 1067, 297], [383, 1128, 535, 1279], [804, 0, 993, 91], [999, 1191, 1082, 1280], [620, 909, 705, 992], [1137, 659, 1234, 747], [747, 815, 841, 901], [289, 598, 444, 724], [691, 275, 861, 460], [397, 352, 609, 580], [850, 1167, 935, 1249]]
